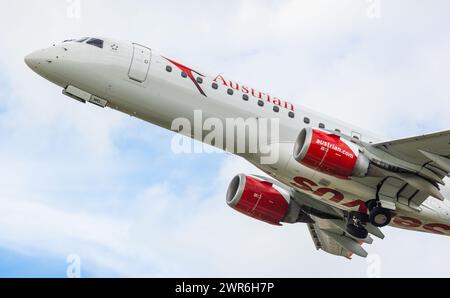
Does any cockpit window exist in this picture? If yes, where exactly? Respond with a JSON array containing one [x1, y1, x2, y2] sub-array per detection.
[[86, 38, 104, 49], [76, 37, 89, 43]]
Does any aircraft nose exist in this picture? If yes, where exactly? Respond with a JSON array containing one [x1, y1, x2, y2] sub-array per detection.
[[24, 51, 44, 69], [25, 46, 72, 87]]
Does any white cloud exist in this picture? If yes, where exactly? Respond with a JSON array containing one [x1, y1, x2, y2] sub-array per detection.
[[1, 154, 450, 278]]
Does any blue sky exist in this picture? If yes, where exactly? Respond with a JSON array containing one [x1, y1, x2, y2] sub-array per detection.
[[1, 0, 450, 277]]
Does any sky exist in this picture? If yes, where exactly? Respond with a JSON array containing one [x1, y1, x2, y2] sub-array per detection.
[[1, 0, 450, 277]]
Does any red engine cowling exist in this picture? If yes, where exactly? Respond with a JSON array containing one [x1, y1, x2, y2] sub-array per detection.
[[226, 175, 292, 226], [293, 128, 369, 178]]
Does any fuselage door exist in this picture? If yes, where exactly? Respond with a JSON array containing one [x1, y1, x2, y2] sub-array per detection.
[[128, 43, 151, 83]]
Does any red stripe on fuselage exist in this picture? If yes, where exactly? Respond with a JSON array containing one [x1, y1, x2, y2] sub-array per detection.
[[163, 57, 207, 97]]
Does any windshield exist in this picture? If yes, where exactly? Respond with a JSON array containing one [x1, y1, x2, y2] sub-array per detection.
[[86, 38, 104, 49]]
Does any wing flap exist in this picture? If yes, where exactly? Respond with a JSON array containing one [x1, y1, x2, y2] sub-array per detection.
[[307, 222, 351, 259], [357, 130, 450, 210]]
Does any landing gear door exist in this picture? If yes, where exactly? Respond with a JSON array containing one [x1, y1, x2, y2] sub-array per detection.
[[128, 43, 151, 83]]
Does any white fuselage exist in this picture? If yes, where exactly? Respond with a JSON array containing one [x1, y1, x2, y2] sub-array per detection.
[[25, 38, 450, 236]]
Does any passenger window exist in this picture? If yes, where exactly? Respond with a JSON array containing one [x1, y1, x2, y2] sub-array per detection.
[[166, 65, 172, 72], [86, 38, 104, 49], [319, 123, 325, 129], [227, 89, 234, 95], [289, 112, 295, 119], [197, 77, 203, 84], [304, 117, 310, 124], [212, 82, 218, 89], [181, 71, 187, 78], [258, 100, 264, 107], [335, 129, 341, 133], [273, 106, 280, 113], [242, 94, 249, 101]]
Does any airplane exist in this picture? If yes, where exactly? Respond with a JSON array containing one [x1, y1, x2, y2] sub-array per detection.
[[25, 37, 450, 259]]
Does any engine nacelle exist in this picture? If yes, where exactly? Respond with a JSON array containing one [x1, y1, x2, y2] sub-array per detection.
[[226, 174, 298, 226], [293, 128, 370, 178]]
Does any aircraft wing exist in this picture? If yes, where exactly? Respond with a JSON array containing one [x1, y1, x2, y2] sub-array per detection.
[[307, 218, 354, 259], [373, 130, 450, 179], [343, 130, 450, 211], [292, 190, 384, 259], [306, 214, 386, 259]]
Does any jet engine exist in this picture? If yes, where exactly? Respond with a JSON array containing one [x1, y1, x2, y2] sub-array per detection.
[[293, 128, 370, 178], [226, 174, 301, 225]]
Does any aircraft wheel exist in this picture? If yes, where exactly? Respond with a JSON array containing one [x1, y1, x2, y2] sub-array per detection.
[[366, 200, 378, 212], [346, 223, 369, 239], [349, 211, 369, 224], [369, 207, 392, 228], [347, 212, 369, 239]]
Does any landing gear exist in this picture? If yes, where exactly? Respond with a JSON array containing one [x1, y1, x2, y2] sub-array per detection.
[[366, 200, 392, 228], [346, 211, 369, 239], [370, 208, 392, 228]]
